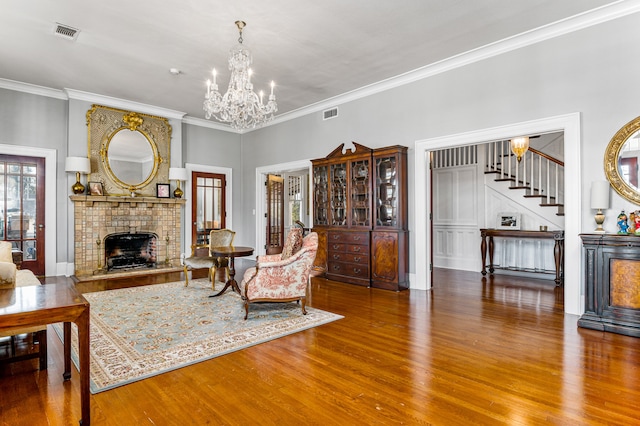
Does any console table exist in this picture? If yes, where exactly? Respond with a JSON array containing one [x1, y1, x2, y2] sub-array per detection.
[[480, 228, 564, 285], [579, 234, 640, 337]]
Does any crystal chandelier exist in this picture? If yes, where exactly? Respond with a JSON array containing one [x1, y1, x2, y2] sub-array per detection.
[[203, 21, 277, 130]]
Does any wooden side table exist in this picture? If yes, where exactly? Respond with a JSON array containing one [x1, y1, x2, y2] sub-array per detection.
[[209, 246, 254, 297], [0, 283, 91, 425]]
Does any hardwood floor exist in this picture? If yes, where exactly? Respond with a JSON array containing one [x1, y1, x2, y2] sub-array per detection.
[[1, 269, 639, 425]]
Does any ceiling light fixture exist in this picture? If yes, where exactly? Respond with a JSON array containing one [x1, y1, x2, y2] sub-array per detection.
[[203, 20, 277, 130], [510, 136, 530, 162]]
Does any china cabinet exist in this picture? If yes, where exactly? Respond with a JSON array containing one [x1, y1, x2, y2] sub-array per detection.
[[312, 143, 408, 290]]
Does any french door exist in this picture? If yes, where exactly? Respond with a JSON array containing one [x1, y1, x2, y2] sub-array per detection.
[[0, 155, 45, 275], [265, 174, 284, 254], [191, 172, 226, 247]]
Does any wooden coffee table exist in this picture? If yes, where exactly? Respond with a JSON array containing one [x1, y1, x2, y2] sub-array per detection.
[[0, 282, 91, 425], [209, 246, 254, 297]]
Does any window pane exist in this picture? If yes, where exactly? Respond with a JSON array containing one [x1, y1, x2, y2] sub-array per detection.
[[7, 164, 20, 174], [23, 164, 36, 175]]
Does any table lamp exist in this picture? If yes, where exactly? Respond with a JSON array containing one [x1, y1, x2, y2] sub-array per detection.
[[590, 180, 610, 233], [65, 156, 91, 194], [168, 167, 188, 198]]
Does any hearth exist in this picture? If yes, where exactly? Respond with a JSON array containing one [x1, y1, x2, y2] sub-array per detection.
[[105, 232, 157, 271]]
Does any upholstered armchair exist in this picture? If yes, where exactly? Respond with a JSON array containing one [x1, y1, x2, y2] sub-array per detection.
[[240, 230, 318, 320], [182, 229, 235, 289]]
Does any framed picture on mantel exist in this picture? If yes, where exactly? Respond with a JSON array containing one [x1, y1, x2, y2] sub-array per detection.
[[156, 183, 170, 198], [497, 212, 520, 230]]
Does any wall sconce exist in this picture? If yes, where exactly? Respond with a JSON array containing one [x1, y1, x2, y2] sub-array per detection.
[[168, 167, 188, 198], [590, 180, 610, 233], [65, 156, 91, 194], [510, 136, 530, 162]]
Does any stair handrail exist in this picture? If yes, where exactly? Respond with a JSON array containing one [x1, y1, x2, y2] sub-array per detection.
[[528, 147, 564, 167]]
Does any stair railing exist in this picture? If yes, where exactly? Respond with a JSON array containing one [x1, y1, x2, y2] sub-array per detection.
[[485, 142, 564, 209]]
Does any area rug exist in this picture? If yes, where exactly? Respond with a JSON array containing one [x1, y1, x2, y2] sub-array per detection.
[[53, 278, 342, 393]]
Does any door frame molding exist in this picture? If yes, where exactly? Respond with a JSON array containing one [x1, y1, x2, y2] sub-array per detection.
[[184, 163, 233, 256], [255, 159, 312, 257], [414, 112, 582, 315], [0, 144, 56, 276]]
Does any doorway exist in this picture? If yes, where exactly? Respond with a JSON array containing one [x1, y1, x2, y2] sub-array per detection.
[[0, 154, 45, 275], [255, 160, 312, 257], [414, 113, 582, 315]]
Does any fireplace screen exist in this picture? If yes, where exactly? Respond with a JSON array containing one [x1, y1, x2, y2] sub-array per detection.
[[104, 232, 157, 271]]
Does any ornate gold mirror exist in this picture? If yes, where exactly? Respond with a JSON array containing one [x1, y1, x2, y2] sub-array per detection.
[[87, 105, 171, 196], [102, 125, 159, 192], [604, 115, 640, 205]]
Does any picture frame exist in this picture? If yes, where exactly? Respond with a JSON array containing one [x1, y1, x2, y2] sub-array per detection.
[[88, 181, 104, 196], [496, 212, 521, 230], [156, 183, 170, 198]]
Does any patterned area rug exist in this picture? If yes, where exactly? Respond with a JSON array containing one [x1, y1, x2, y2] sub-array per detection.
[[53, 278, 342, 393]]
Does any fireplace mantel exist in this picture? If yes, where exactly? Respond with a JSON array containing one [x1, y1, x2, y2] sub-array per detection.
[[70, 195, 185, 278], [70, 195, 186, 207]]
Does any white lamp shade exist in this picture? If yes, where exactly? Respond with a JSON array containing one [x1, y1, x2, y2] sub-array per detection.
[[590, 180, 610, 209], [168, 167, 188, 181], [65, 156, 91, 174]]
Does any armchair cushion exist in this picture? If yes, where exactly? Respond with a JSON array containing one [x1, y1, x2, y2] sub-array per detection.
[[0, 241, 16, 288], [281, 227, 303, 260]]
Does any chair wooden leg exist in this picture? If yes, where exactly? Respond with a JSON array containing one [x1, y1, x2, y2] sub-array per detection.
[[300, 297, 307, 315], [184, 265, 190, 287], [243, 300, 249, 320]]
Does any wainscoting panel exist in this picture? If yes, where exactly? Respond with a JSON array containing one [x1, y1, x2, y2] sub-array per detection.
[[432, 164, 479, 272]]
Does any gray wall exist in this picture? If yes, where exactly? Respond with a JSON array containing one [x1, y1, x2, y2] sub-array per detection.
[[0, 88, 68, 264], [240, 13, 640, 277], [1, 12, 639, 278]]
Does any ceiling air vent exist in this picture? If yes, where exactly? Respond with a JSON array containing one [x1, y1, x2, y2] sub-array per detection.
[[54, 23, 80, 41], [323, 107, 338, 120]]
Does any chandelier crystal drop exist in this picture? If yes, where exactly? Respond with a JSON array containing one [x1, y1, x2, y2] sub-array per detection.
[[203, 21, 277, 130]]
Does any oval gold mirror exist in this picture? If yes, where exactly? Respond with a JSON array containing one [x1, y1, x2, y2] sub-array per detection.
[[101, 127, 160, 192], [604, 116, 640, 205]]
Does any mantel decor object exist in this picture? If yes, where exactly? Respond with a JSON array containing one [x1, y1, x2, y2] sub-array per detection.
[[65, 156, 91, 194], [590, 180, 610, 233]]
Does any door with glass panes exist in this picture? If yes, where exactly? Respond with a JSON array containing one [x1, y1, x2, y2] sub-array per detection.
[[191, 172, 226, 248], [0, 155, 45, 275]]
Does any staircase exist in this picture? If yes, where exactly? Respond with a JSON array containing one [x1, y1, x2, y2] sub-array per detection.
[[484, 140, 564, 216]]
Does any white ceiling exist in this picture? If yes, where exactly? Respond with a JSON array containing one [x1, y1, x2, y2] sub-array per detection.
[[0, 1, 620, 125]]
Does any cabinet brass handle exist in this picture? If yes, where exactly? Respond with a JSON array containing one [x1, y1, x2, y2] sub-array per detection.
[[333, 244, 340, 249], [333, 254, 340, 260], [354, 256, 361, 262], [354, 235, 360, 241], [354, 268, 361, 274], [353, 246, 361, 252]]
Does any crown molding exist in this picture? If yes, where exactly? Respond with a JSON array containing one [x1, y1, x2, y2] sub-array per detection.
[[64, 89, 186, 120], [0, 78, 67, 100], [262, 0, 640, 130], [182, 115, 239, 133], [2, 1, 638, 133]]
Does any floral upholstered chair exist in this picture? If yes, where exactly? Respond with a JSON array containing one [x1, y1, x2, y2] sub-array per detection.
[[240, 230, 318, 320], [182, 229, 235, 289]]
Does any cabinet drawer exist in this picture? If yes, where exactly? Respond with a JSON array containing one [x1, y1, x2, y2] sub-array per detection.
[[328, 242, 346, 253], [328, 231, 369, 244], [328, 261, 369, 278], [329, 252, 369, 264]]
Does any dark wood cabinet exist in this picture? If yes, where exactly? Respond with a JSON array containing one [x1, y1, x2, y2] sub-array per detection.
[[579, 234, 640, 337], [312, 143, 408, 290]]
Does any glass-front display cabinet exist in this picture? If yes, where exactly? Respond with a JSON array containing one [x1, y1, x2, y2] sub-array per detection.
[[311, 143, 408, 290]]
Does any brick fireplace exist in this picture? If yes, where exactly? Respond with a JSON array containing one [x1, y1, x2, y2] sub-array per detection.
[[70, 195, 185, 278]]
